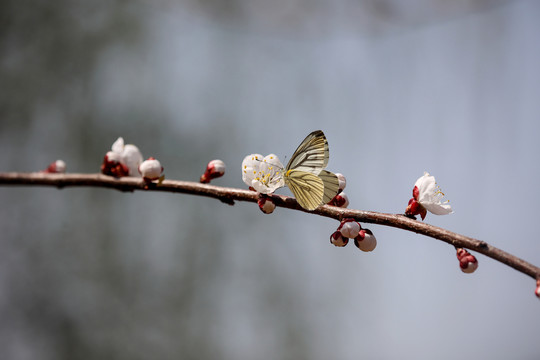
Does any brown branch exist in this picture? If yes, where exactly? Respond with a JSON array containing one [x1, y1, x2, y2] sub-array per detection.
[[1, 172, 539, 281]]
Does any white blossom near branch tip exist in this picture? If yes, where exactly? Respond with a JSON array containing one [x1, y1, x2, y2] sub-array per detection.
[[405, 172, 453, 220], [241, 154, 285, 194], [415, 172, 453, 215]]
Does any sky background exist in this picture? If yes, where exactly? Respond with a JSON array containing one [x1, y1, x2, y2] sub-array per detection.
[[1, 0, 539, 359]]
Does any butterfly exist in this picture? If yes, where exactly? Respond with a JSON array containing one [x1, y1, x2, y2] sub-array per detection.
[[284, 130, 340, 210]]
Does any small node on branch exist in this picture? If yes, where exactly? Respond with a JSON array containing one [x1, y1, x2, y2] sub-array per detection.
[[219, 196, 235, 206], [478, 241, 489, 249]]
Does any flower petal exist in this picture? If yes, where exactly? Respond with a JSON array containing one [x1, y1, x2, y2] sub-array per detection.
[[242, 153, 263, 186], [122, 144, 143, 176], [422, 202, 453, 215], [112, 137, 124, 154]]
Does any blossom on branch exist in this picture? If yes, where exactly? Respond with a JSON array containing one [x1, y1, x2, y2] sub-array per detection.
[[101, 137, 143, 177], [241, 154, 284, 194], [405, 172, 453, 220]]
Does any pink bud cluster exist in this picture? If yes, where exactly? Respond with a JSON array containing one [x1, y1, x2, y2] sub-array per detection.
[[100, 138, 165, 186], [456, 248, 478, 274], [535, 279, 540, 300], [330, 218, 377, 252], [200, 159, 226, 184], [327, 173, 349, 208]]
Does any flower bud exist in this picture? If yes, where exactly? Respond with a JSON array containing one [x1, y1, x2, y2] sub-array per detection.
[[354, 229, 377, 252], [330, 191, 349, 208], [456, 248, 478, 274], [535, 279, 540, 299], [337, 218, 360, 238], [257, 196, 276, 214], [200, 159, 226, 183], [330, 231, 348, 247], [43, 160, 66, 173], [139, 157, 164, 181], [335, 173, 347, 191]]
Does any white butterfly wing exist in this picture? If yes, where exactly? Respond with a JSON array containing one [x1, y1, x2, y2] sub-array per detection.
[[284, 170, 324, 210], [318, 170, 340, 204], [285, 130, 329, 173]]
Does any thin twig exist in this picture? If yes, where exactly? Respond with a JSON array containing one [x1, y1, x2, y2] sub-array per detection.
[[1, 172, 539, 281]]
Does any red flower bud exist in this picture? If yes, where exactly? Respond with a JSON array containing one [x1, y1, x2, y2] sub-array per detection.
[[200, 159, 226, 183], [43, 160, 66, 173], [456, 248, 478, 274]]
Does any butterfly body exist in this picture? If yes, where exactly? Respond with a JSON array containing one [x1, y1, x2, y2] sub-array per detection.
[[283, 130, 339, 210]]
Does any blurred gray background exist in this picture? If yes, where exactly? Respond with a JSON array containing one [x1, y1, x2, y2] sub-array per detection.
[[1, 0, 539, 359]]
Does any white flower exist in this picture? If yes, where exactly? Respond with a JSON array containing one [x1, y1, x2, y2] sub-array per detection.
[[241, 153, 285, 194], [110, 137, 143, 176], [414, 172, 453, 215]]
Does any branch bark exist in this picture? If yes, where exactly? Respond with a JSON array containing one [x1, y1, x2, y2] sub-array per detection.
[[1, 172, 539, 282]]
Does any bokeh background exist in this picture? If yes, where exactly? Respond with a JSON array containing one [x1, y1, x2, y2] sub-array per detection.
[[1, 0, 539, 359]]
